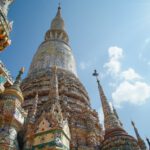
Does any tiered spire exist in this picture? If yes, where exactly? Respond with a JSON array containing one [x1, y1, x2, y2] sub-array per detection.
[[48, 66, 63, 125], [56, 4, 61, 17], [131, 121, 147, 150], [50, 4, 65, 31], [28, 5, 77, 76], [38, 65, 63, 126], [45, 4, 68, 43], [93, 70, 141, 150], [93, 70, 122, 131]]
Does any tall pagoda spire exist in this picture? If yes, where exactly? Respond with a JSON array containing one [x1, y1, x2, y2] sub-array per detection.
[[131, 121, 147, 150], [28, 5, 77, 76], [93, 70, 141, 150], [93, 70, 122, 131]]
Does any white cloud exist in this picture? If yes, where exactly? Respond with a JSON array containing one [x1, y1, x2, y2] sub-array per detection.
[[121, 68, 142, 81], [104, 60, 121, 76], [112, 81, 150, 106], [103, 46, 150, 106], [104, 46, 123, 76], [108, 46, 123, 60]]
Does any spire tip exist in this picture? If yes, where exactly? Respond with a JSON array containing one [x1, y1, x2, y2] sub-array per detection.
[[131, 120, 135, 127], [58, 1, 61, 10], [93, 69, 99, 77]]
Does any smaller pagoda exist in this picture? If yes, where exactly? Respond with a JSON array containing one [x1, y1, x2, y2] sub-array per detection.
[[0, 67, 27, 150], [93, 70, 143, 150]]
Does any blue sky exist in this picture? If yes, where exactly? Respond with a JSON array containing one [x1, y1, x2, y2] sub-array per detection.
[[0, 0, 150, 141]]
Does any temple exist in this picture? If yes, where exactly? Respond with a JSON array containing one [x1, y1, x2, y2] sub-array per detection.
[[21, 6, 102, 149], [0, 2, 148, 150]]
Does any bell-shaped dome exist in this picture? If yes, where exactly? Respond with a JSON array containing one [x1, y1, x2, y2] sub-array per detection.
[[28, 6, 77, 76], [51, 6, 65, 30]]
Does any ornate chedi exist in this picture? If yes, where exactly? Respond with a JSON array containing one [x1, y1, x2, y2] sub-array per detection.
[[93, 70, 142, 150], [131, 121, 147, 150], [0, 67, 27, 150], [21, 6, 103, 150], [0, 0, 13, 51]]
